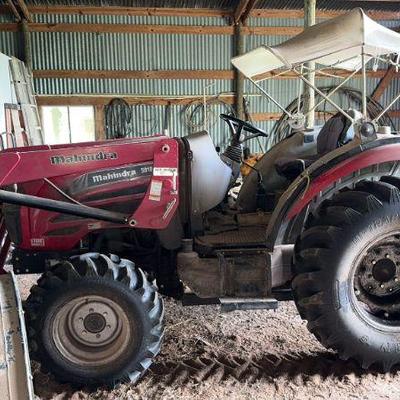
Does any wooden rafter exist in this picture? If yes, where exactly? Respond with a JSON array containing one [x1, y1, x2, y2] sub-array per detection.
[[371, 65, 398, 102], [240, 0, 258, 23], [233, 0, 258, 24], [14, 0, 31, 22], [5, 0, 21, 22]]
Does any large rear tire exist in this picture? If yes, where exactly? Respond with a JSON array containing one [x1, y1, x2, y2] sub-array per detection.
[[24, 253, 164, 386], [293, 178, 400, 371]]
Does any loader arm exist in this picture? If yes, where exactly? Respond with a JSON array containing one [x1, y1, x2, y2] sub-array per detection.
[[0, 136, 180, 232]]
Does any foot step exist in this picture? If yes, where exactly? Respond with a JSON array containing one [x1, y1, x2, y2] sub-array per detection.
[[219, 297, 278, 312]]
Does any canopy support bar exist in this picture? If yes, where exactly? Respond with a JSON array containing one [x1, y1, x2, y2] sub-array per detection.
[[295, 70, 355, 123], [361, 47, 367, 118], [248, 78, 292, 118], [373, 89, 400, 123], [306, 67, 361, 115]]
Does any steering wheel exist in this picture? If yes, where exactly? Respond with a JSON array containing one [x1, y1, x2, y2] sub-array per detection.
[[220, 114, 268, 144]]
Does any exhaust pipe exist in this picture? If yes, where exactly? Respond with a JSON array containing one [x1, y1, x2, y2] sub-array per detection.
[[0, 190, 128, 225]]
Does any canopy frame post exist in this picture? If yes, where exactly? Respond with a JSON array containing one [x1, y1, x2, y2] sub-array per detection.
[[361, 46, 368, 119]]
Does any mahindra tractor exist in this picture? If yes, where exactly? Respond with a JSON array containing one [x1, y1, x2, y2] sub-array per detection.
[[2, 8, 400, 388]]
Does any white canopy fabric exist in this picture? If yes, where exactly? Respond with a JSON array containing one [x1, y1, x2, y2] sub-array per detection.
[[232, 8, 400, 80]]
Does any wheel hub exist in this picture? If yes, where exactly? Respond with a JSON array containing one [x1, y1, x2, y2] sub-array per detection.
[[52, 294, 133, 366], [355, 236, 400, 317], [67, 299, 121, 346], [83, 313, 106, 333]]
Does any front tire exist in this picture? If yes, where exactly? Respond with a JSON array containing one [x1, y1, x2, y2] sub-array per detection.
[[293, 178, 400, 371], [25, 253, 164, 386]]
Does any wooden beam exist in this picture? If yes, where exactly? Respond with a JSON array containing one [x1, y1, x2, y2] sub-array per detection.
[[304, 0, 316, 129], [234, 0, 259, 24], [240, 0, 259, 24], [235, 23, 245, 119], [5, 0, 21, 22], [371, 65, 397, 102], [0, 23, 19, 32], [0, 5, 398, 21], [0, 22, 302, 35], [94, 105, 105, 140], [35, 99, 400, 121], [249, 8, 400, 20], [27, 6, 230, 17], [32, 68, 388, 81], [14, 0, 31, 22], [33, 69, 235, 80], [37, 95, 237, 106], [234, 0, 251, 24]]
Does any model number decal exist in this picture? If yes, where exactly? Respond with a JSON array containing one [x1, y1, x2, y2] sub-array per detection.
[[87, 164, 153, 187], [31, 238, 45, 247]]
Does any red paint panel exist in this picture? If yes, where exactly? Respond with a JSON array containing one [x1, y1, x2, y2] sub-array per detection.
[[131, 138, 180, 229], [287, 144, 400, 219], [0, 136, 165, 187]]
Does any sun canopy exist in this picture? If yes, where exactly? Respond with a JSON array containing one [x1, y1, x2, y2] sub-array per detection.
[[232, 8, 400, 80]]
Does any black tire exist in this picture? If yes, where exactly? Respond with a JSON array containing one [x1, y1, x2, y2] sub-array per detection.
[[24, 253, 164, 386], [293, 177, 400, 371]]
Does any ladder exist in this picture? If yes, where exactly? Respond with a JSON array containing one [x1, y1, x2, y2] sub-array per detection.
[[8, 57, 43, 146]]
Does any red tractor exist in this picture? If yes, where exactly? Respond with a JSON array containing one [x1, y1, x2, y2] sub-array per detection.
[[1, 8, 400, 386]]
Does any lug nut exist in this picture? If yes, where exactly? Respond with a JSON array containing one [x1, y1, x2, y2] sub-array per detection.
[[384, 312, 389, 318], [386, 254, 390, 258], [372, 260, 377, 265], [395, 278, 399, 282], [380, 284, 385, 288], [89, 308, 94, 313]]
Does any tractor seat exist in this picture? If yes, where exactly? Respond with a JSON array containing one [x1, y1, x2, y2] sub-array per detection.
[[275, 111, 354, 181]]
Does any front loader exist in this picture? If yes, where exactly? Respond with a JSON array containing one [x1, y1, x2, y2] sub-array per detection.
[[1, 8, 400, 388]]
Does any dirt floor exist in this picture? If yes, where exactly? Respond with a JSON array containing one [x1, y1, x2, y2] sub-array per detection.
[[17, 275, 400, 400]]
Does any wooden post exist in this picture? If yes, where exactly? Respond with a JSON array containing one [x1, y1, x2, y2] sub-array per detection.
[[95, 105, 105, 141], [21, 20, 32, 70], [304, 0, 316, 129], [235, 22, 245, 120]]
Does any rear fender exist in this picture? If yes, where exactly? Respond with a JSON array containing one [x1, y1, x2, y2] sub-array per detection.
[[266, 137, 400, 250]]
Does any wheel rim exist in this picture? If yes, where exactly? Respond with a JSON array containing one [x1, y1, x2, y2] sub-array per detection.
[[52, 295, 135, 366], [352, 231, 400, 327]]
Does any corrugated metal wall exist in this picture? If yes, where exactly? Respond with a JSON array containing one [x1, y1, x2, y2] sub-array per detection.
[[0, 10, 399, 152]]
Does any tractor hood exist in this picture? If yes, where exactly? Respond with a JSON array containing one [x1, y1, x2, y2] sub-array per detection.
[[184, 131, 232, 215]]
